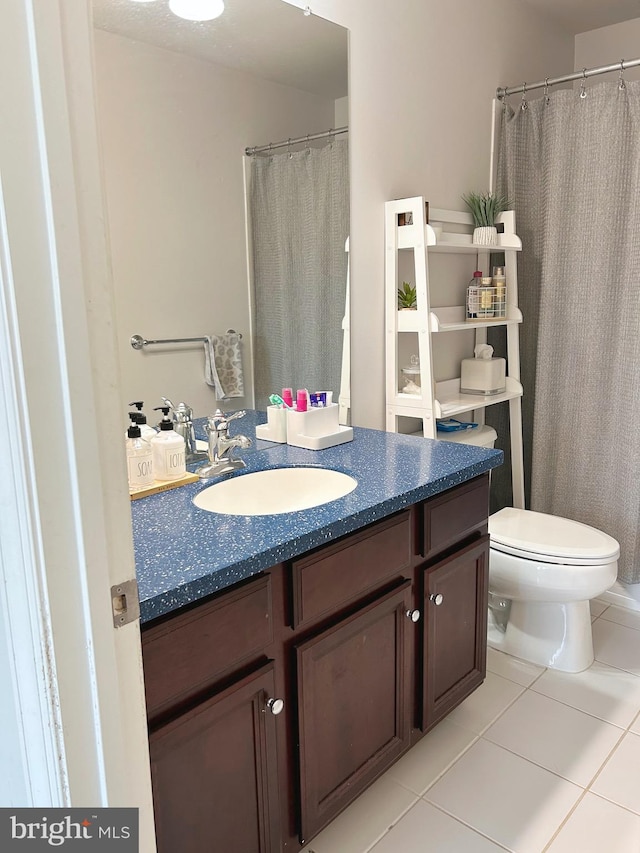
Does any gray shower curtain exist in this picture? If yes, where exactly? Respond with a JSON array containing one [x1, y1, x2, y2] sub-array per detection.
[[491, 79, 640, 583], [250, 139, 349, 409]]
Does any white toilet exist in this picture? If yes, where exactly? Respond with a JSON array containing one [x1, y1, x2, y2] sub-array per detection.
[[487, 507, 620, 672]]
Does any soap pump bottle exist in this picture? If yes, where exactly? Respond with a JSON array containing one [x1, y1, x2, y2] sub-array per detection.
[[151, 406, 186, 481], [128, 401, 157, 441], [125, 420, 154, 490]]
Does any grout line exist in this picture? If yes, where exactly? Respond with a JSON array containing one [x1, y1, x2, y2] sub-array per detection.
[[540, 786, 591, 852], [422, 799, 513, 851], [598, 611, 640, 632], [583, 790, 640, 820], [473, 730, 589, 789], [527, 681, 640, 730], [390, 733, 481, 799], [361, 791, 420, 853]]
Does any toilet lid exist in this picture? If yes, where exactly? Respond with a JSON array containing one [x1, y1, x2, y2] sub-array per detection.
[[489, 508, 620, 564]]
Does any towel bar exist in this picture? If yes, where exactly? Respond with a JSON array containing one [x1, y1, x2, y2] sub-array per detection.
[[130, 331, 241, 350]]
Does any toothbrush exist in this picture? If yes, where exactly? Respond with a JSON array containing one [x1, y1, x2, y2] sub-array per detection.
[[269, 393, 292, 409]]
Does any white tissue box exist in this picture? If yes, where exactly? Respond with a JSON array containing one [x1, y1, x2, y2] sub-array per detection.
[[460, 356, 506, 395]]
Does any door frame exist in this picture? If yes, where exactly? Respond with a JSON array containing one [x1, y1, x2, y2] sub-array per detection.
[[0, 0, 155, 847]]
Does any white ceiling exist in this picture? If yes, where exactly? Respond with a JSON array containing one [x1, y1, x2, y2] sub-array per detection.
[[91, 0, 348, 99], [522, 0, 640, 35], [92, 0, 639, 98]]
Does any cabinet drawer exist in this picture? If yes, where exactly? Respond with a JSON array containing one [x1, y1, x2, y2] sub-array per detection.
[[143, 574, 273, 720], [421, 475, 488, 559], [291, 511, 412, 629]]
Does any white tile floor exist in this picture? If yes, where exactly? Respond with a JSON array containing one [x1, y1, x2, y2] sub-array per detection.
[[301, 602, 640, 853]]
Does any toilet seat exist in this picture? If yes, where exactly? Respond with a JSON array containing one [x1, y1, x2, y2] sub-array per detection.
[[489, 508, 620, 566]]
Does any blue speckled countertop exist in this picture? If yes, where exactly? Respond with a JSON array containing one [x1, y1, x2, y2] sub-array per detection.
[[132, 413, 502, 624]]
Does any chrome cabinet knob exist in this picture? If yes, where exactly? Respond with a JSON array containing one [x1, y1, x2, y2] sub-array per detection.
[[430, 593, 444, 606], [266, 697, 284, 715], [406, 609, 421, 623]]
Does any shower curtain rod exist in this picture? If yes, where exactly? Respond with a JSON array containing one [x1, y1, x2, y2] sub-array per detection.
[[496, 56, 640, 99], [245, 125, 348, 157]]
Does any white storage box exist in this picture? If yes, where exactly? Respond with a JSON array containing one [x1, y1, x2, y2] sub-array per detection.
[[286, 403, 353, 450]]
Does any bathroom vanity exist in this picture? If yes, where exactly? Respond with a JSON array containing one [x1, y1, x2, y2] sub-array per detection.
[[131, 420, 501, 852]]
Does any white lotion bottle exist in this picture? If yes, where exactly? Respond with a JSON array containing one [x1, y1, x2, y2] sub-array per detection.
[[126, 422, 154, 490], [151, 405, 186, 481]]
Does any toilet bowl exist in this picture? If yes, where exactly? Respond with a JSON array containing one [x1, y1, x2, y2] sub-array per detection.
[[488, 508, 619, 672]]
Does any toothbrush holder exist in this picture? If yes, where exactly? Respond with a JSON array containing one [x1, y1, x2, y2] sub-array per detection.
[[255, 405, 288, 443]]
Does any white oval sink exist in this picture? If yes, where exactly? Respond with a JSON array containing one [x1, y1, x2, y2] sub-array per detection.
[[193, 467, 357, 516]]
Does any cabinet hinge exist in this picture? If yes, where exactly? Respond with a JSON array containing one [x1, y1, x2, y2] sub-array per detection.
[[111, 579, 140, 628]]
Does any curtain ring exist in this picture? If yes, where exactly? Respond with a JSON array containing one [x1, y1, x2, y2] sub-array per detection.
[[328, 127, 335, 144], [619, 59, 626, 91], [304, 5, 312, 15], [544, 77, 550, 106], [305, 134, 310, 154], [580, 68, 587, 99], [287, 138, 293, 159], [520, 83, 528, 111]]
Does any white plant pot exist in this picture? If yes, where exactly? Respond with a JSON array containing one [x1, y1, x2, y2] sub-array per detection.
[[473, 226, 498, 246]]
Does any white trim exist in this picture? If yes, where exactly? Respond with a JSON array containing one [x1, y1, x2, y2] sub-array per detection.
[[1, 1, 156, 847], [0, 172, 66, 806]]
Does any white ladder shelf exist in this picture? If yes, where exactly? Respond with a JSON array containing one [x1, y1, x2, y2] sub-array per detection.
[[384, 196, 525, 508]]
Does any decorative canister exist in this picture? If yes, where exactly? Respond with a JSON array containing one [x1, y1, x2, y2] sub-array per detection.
[[401, 355, 421, 395]]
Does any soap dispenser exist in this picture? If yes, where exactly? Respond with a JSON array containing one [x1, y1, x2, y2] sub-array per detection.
[[128, 401, 157, 441], [125, 420, 154, 490], [151, 406, 186, 481]]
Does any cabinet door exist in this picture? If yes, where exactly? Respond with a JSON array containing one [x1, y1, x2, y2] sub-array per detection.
[[422, 536, 489, 731], [149, 662, 282, 853], [296, 581, 414, 844]]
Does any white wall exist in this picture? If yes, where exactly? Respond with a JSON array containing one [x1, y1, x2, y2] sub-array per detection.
[[284, 0, 575, 428], [575, 18, 640, 82], [93, 29, 335, 419]]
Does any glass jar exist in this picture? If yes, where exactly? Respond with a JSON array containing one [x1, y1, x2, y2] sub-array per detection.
[[466, 270, 483, 320], [401, 354, 421, 394], [478, 277, 495, 318], [492, 266, 506, 318]]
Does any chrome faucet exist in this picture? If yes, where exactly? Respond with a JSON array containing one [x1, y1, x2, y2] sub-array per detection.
[[197, 409, 252, 479], [161, 397, 208, 464]]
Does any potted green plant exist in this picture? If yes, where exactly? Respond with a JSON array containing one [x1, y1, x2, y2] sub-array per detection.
[[397, 281, 417, 310], [462, 191, 511, 246]]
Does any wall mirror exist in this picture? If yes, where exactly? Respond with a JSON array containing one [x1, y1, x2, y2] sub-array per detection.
[[91, 0, 349, 423]]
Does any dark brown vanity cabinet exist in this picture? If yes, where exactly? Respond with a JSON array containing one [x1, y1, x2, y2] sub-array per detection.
[[422, 536, 489, 731], [142, 573, 284, 853], [149, 663, 282, 853], [295, 581, 414, 843], [141, 474, 490, 852]]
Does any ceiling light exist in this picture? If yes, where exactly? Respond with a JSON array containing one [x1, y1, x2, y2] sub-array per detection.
[[168, 0, 225, 21]]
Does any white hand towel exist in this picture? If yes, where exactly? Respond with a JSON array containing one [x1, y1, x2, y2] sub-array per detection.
[[204, 333, 244, 399]]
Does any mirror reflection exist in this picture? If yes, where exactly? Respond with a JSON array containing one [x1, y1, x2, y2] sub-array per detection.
[[91, 0, 349, 421]]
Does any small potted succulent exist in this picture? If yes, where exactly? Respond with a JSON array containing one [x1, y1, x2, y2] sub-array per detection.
[[462, 191, 511, 246], [397, 281, 417, 310]]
